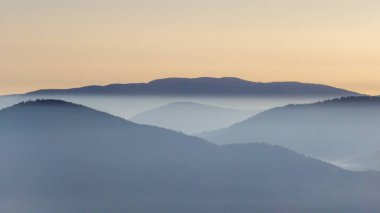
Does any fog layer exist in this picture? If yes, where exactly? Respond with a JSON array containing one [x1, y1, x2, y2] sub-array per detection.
[[1, 100, 380, 212]]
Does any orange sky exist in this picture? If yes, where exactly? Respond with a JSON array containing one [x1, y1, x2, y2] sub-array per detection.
[[1, 0, 380, 95]]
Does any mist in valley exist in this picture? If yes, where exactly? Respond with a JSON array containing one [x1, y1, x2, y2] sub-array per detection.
[[3, 0, 380, 210], [0, 79, 379, 212], [1, 100, 380, 212], [1, 94, 339, 121]]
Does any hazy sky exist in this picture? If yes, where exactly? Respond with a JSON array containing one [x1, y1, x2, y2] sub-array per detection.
[[1, 0, 380, 95]]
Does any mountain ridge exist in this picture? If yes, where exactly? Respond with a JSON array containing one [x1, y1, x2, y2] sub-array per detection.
[[25, 77, 362, 97], [130, 101, 257, 134], [200, 96, 380, 167], [2, 99, 380, 212]]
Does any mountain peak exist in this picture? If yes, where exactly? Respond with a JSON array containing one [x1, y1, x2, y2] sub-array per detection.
[[148, 77, 247, 84], [0, 99, 143, 130], [14, 99, 73, 107], [130, 101, 255, 134], [6, 99, 94, 112]]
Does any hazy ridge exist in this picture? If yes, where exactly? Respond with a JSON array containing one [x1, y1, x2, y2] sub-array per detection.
[[130, 101, 258, 134], [200, 96, 380, 169], [1, 100, 380, 212]]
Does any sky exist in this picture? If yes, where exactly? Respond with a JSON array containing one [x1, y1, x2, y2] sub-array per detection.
[[1, 0, 380, 95]]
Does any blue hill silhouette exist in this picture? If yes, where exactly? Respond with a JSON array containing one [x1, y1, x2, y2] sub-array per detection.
[[201, 96, 380, 167], [1, 99, 380, 212], [130, 101, 257, 134], [26, 77, 361, 97]]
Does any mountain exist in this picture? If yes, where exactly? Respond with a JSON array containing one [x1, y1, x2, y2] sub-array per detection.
[[201, 96, 380, 167], [13, 77, 361, 121], [26, 77, 361, 98], [1, 100, 380, 212], [129, 101, 258, 134]]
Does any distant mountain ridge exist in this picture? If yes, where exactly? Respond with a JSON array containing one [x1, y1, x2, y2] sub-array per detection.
[[26, 77, 361, 97], [1, 99, 380, 212], [200, 96, 380, 168], [130, 101, 257, 134]]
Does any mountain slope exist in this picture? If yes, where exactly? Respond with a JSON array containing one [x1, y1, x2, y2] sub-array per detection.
[[130, 101, 257, 134], [26, 77, 361, 97], [1, 100, 380, 212], [201, 96, 380, 165]]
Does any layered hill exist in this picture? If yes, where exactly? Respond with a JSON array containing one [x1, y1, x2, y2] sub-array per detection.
[[130, 101, 257, 134], [1, 100, 379, 212], [201, 96, 380, 167]]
